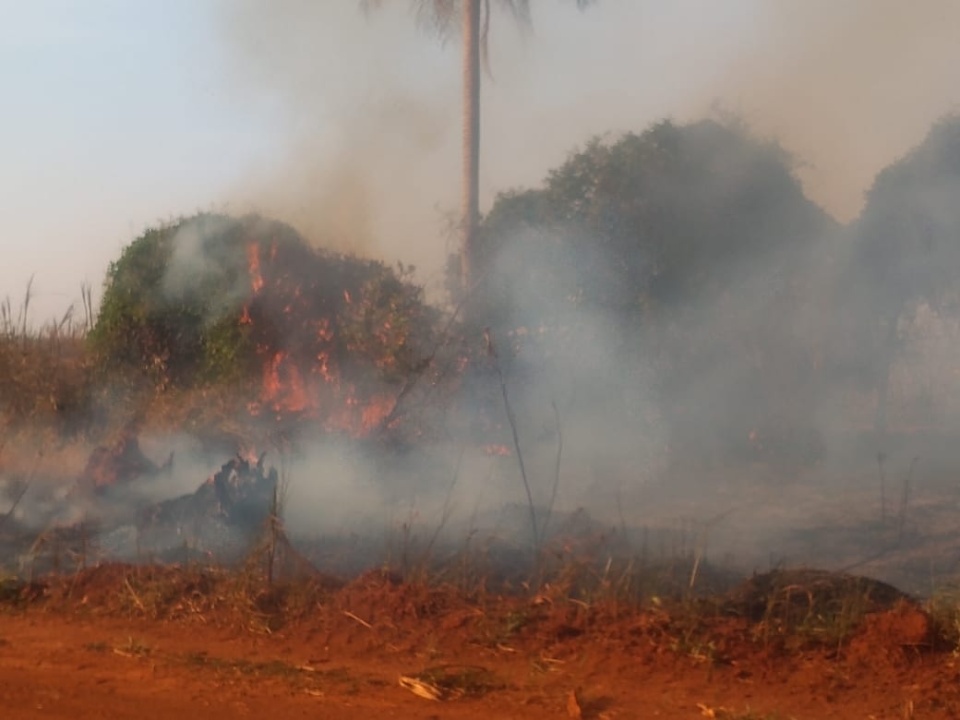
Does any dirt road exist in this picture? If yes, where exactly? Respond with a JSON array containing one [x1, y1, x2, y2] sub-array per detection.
[[1, 608, 954, 720]]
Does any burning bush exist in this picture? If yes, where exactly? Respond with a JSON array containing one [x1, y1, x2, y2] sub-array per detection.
[[90, 213, 439, 434]]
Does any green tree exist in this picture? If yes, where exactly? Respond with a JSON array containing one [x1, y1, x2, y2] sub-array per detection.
[[475, 119, 836, 465], [478, 119, 833, 327], [848, 115, 960, 435]]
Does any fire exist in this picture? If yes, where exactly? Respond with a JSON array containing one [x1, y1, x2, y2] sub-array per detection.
[[253, 349, 398, 437], [247, 242, 264, 294], [482, 444, 512, 457], [313, 351, 336, 383], [316, 384, 397, 436], [241, 237, 404, 438], [315, 318, 334, 343], [262, 351, 310, 414], [360, 393, 395, 431]]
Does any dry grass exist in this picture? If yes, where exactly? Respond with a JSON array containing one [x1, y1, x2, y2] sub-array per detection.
[[9, 562, 340, 635], [925, 582, 960, 651], [0, 282, 264, 448], [399, 665, 502, 701], [0, 283, 96, 436]]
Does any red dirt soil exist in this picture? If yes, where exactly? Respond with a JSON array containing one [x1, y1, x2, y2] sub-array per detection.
[[1, 568, 959, 719]]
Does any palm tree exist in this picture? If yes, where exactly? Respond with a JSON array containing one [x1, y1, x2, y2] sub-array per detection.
[[364, 0, 593, 302]]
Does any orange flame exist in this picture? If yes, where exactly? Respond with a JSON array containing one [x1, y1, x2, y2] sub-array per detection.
[[313, 351, 336, 384], [247, 242, 264, 294], [262, 351, 310, 414], [252, 349, 397, 437], [360, 394, 395, 432], [240, 244, 402, 437], [315, 318, 334, 343]]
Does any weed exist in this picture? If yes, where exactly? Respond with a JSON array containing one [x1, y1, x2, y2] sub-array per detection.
[[114, 636, 151, 657], [698, 706, 791, 720], [0, 574, 44, 608], [671, 633, 718, 664], [503, 609, 528, 636], [0, 282, 96, 434], [730, 569, 908, 651], [400, 665, 502, 701], [183, 652, 303, 677], [925, 583, 960, 651], [180, 650, 352, 696]]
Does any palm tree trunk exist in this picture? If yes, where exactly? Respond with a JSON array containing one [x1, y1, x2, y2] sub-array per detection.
[[460, 0, 482, 298]]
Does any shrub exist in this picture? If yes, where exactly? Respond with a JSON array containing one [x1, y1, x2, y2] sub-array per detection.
[[90, 213, 439, 403]]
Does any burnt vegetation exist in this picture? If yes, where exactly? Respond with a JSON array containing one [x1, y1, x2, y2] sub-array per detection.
[[5, 114, 960, 650]]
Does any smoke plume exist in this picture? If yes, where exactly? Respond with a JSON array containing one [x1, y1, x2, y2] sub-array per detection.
[[214, 0, 960, 287]]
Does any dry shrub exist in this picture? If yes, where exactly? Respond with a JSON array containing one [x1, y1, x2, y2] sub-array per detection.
[[0, 330, 94, 435], [334, 568, 468, 625], [727, 568, 914, 650], [29, 563, 338, 632], [0, 282, 97, 435]]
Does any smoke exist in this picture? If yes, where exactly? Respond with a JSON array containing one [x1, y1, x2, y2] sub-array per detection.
[[10, 2, 960, 592], [710, 0, 960, 221], [161, 215, 252, 322], [212, 0, 960, 282], [214, 1, 458, 292], [200, 0, 960, 581]]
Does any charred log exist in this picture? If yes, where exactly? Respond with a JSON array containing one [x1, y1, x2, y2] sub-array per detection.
[[136, 454, 278, 562]]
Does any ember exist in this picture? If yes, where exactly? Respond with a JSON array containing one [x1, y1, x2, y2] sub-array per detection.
[[482, 444, 511, 457]]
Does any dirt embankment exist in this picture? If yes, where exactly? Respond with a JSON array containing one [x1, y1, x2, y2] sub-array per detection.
[[1, 565, 959, 719]]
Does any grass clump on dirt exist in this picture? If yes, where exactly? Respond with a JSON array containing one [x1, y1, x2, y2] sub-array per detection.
[[924, 582, 960, 652], [399, 665, 503, 701], [21, 563, 340, 634], [0, 574, 46, 609], [724, 568, 919, 651]]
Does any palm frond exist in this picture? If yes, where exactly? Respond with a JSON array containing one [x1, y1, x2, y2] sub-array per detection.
[[362, 1, 533, 40], [362, 0, 592, 74]]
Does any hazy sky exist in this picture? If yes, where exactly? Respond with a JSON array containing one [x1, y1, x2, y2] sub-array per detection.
[[3, 1, 960, 322]]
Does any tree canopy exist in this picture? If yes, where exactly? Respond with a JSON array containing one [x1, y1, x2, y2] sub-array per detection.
[[475, 118, 835, 331], [853, 115, 960, 319], [469, 118, 838, 464]]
